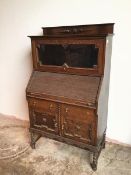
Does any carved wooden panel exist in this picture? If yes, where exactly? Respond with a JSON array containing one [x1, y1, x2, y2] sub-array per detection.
[[61, 104, 96, 144], [61, 118, 94, 144], [31, 110, 59, 134]]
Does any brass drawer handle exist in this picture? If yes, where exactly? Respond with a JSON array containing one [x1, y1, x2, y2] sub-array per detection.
[[86, 111, 90, 115], [65, 108, 68, 113], [33, 101, 36, 106], [49, 104, 53, 110]]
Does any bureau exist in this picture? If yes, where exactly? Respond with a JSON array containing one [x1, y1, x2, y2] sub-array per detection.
[[26, 23, 114, 171]]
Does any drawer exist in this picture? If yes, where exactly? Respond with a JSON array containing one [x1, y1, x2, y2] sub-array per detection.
[[61, 104, 95, 122], [28, 98, 58, 114], [30, 110, 58, 134]]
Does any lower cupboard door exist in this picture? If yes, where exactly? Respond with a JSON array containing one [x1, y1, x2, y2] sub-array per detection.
[[31, 110, 59, 134], [61, 118, 95, 144]]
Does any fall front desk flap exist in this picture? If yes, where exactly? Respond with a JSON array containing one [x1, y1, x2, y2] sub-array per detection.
[[26, 71, 101, 107]]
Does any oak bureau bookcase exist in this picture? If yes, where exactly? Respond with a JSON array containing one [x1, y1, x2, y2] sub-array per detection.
[[26, 23, 114, 171]]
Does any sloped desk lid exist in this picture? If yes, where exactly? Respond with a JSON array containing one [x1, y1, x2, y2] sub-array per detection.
[[26, 71, 101, 108]]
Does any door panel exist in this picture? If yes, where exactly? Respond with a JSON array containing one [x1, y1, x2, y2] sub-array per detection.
[[31, 110, 58, 134], [61, 104, 96, 144], [28, 98, 59, 134]]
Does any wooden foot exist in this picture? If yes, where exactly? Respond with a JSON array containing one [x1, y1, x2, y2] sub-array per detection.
[[102, 142, 106, 149], [102, 133, 106, 149], [30, 132, 41, 149], [90, 133, 106, 171], [90, 152, 98, 171], [30, 142, 35, 149]]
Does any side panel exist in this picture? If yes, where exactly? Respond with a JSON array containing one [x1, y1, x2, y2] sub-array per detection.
[[97, 36, 113, 144]]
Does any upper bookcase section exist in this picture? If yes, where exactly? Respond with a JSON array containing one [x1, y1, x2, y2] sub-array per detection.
[[29, 23, 114, 76]]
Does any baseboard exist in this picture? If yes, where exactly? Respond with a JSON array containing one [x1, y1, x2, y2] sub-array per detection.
[[106, 137, 131, 147]]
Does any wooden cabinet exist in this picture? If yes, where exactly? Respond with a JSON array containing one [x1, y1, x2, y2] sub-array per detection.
[[26, 23, 114, 171]]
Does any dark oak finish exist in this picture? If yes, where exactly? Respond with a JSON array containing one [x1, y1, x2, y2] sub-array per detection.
[[26, 23, 114, 171]]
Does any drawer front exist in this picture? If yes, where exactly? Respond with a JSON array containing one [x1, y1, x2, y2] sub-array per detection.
[[61, 104, 95, 121], [61, 104, 96, 144], [30, 110, 58, 134], [28, 98, 58, 114]]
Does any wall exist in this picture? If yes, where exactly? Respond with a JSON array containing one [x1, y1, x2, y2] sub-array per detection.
[[0, 0, 131, 144]]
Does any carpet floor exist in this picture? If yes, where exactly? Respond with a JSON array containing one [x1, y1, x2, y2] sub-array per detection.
[[0, 114, 131, 175]]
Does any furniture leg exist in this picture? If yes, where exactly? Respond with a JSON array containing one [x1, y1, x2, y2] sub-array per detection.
[[90, 152, 99, 171], [30, 132, 41, 149], [102, 133, 106, 149]]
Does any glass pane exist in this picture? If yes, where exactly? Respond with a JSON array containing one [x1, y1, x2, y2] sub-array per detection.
[[37, 44, 98, 68]]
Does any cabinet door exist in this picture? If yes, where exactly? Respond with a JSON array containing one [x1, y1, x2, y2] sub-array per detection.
[[28, 98, 59, 134], [61, 104, 96, 145]]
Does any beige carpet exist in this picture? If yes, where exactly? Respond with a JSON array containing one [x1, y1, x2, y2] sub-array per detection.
[[0, 114, 131, 175]]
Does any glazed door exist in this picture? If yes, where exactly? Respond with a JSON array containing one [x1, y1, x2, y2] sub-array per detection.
[[61, 104, 96, 145]]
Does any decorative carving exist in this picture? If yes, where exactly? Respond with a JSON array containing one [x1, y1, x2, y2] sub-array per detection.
[[32, 111, 58, 132], [62, 28, 84, 34], [62, 119, 92, 143], [63, 63, 69, 68]]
